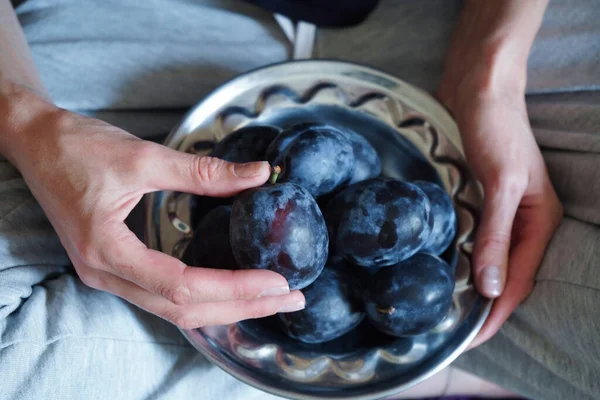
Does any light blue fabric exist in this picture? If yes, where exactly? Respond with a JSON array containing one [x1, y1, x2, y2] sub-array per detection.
[[1, 0, 599, 399]]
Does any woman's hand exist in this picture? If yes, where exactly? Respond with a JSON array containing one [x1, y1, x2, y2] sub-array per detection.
[[437, 0, 561, 347], [438, 75, 562, 347], [0, 81, 305, 329]]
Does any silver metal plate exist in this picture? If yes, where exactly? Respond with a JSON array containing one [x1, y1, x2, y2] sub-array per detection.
[[144, 60, 491, 400]]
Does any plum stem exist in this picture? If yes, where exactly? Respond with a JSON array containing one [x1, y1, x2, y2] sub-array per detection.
[[376, 305, 396, 315], [269, 165, 282, 184]]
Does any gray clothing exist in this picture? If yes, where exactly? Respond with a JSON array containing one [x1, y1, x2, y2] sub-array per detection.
[[1, 0, 599, 399]]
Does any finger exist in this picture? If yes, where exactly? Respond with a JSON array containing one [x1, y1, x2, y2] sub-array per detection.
[[469, 201, 561, 348], [473, 180, 525, 298], [148, 146, 270, 196], [92, 224, 292, 305], [86, 269, 305, 329], [468, 278, 533, 349]]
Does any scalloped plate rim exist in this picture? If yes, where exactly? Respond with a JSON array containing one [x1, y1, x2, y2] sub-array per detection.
[[144, 59, 493, 400]]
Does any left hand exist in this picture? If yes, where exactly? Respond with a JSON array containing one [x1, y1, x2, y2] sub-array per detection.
[[437, 66, 563, 348]]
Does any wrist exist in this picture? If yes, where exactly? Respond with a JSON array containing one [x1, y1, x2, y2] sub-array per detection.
[[438, 45, 527, 116], [437, 0, 547, 113], [443, 40, 527, 108], [0, 75, 60, 168]]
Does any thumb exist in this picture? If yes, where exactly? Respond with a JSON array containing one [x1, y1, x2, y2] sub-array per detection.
[[147, 147, 271, 196], [473, 179, 524, 298]]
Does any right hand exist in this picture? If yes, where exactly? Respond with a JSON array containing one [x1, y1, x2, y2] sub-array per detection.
[[0, 82, 305, 329]]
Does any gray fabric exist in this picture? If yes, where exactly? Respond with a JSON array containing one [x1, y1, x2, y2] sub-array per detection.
[[453, 90, 600, 400], [316, 0, 600, 95], [15, 0, 290, 139], [1, 0, 599, 399]]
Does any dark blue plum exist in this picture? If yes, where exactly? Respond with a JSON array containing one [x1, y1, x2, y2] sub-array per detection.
[[326, 255, 375, 282], [327, 177, 432, 268], [189, 195, 232, 231], [343, 130, 382, 184], [183, 205, 238, 269], [230, 182, 329, 290], [314, 132, 380, 208], [265, 122, 307, 162], [211, 125, 279, 163], [278, 267, 365, 344], [257, 104, 441, 182], [322, 179, 366, 267], [323, 179, 372, 243], [364, 253, 455, 337], [190, 125, 279, 229], [413, 181, 457, 255], [266, 123, 355, 197], [189, 125, 279, 228]]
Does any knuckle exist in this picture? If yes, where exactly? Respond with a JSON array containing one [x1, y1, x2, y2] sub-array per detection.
[[160, 281, 193, 306], [127, 142, 157, 175], [477, 233, 511, 253], [230, 278, 250, 301], [78, 270, 105, 290], [164, 310, 205, 330], [135, 141, 158, 162], [115, 262, 138, 280], [487, 172, 527, 198], [76, 241, 101, 267], [238, 299, 274, 320], [47, 107, 78, 132], [194, 156, 226, 183], [246, 305, 271, 320]]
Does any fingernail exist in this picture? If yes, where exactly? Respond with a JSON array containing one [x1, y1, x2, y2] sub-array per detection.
[[233, 162, 267, 178], [480, 266, 504, 297], [257, 285, 290, 298], [278, 300, 305, 313]]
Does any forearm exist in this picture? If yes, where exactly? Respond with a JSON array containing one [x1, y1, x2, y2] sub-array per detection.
[[0, 0, 48, 97], [0, 0, 57, 164], [439, 0, 549, 108]]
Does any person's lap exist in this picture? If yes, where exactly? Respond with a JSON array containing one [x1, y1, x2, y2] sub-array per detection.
[[2, 0, 599, 399]]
